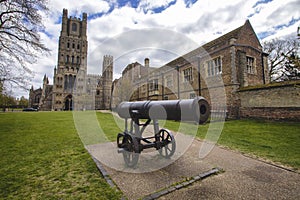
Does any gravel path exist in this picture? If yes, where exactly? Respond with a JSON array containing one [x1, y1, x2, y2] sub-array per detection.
[[87, 134, 300, 200]]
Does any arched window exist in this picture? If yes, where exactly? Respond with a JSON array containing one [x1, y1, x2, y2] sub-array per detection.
[[77, 56, 80, 64], [35, 95, 40, 103], [72, 23, 77, 32], [64, 75, 68, 90], [71, 56, 74, 64], [69, 74, 73, 89], [66, 55, 69, 63], [73, 76, 76, 88]]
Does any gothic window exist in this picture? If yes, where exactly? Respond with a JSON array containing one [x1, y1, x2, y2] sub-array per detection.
[[207, 57, 222, 77], [72, 23, 77, 32], [67, 43, 70, 48], [34, 95, 40, 103], [77, 56, 80, 64], [72, 43, 75, 49], [73, 76, 76, 88], [183, 67, 193, 82], [71, 56, 74, 64], [64, 75, 68, 90], [66, 55, 69, 63], [246, 56, 255, 74], [77, 44, 80, 49], [70, 75, 73, 89], [96, 90, 100, 95]]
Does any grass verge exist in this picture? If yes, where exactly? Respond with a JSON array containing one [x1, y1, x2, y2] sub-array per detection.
[[98, 112, 300, 170], [0, 112, 122, 199], [163, 119, 300, 170], [1, 111, 299, 199]]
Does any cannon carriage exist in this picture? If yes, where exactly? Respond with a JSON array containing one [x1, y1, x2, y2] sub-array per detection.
[[116, 96, 210, 167]]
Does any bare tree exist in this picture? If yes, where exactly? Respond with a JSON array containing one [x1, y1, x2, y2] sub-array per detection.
[[0, 0, 50, 92], [282, 51, 300, 80], [263, 36, 299, 81]]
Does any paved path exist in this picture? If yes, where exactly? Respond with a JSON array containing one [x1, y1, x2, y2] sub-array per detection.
[[87, 135, 300, 200]]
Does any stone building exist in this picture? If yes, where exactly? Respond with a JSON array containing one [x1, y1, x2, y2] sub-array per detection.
[[29, 9, 113, 111], [95, 55, 113, 110], [28, 86, 42, 109], [29, 12, 299, 119], [112, 20, 270, 118], [111, 58, 156, 108]]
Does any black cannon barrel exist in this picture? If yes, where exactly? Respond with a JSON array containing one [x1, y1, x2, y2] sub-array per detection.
[[117, 96, 210, 124]]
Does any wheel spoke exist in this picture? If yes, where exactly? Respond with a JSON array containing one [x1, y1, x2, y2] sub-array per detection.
[[122, 134, 139, 167], [166, 145, 171, 152], [158, 129, 176, 158], [166, 134, 170, 141]]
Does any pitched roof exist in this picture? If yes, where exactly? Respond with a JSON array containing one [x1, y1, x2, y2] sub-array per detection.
[[202, 24, 243, 51], [164, 21, 247, 67], [190, 21, 248, 57]]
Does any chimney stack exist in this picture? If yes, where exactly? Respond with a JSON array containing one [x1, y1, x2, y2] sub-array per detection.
[[144, 58, 149, 68]]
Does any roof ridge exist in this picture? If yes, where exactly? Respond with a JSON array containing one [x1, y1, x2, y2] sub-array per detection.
[[202, 23, 244, 50]]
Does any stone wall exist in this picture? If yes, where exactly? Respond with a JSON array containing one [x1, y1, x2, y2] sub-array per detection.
[[238, 81, 300, 120]]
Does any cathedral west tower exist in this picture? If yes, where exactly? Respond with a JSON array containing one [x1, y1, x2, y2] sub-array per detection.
[[52, 9, 88, 111]]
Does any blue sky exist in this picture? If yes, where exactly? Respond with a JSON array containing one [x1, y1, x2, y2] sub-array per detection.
[[17, 0, 300, 97]]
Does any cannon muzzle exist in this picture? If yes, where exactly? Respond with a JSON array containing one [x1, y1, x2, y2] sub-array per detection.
[[117, 96, 210, 124]]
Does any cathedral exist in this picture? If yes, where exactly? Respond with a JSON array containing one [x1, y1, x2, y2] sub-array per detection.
[[28, 8, 299, 121], [27, 8, 300, 120], [29, 9, 113, 111], [29, 9, 268, 116]]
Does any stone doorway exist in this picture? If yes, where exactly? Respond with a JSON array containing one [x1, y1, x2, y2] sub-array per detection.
[[64, 94, 73, 111]]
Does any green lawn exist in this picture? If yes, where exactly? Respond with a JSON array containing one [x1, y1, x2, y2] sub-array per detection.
[[0, 112, 299, 199], [219, 120, 300, 170], [0, 112, 122, 199], [163, 119, 300, 170]]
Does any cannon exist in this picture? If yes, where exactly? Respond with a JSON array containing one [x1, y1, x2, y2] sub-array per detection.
[[116, 96, 210, 167]]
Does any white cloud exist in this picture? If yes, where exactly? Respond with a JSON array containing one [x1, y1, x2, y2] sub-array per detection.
[[48, 0, 110, 16], [138, 0, 176, 12], [249, 0, 300, 40], [16, 0, 300, 98]]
